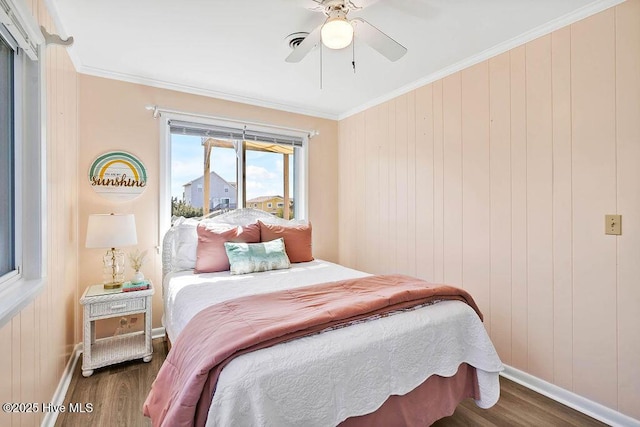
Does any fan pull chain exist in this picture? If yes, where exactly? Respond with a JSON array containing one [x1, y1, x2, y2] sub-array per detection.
[[352, 41, 356, 73]]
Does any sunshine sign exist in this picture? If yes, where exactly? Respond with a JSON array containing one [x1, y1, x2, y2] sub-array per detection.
[[89, 151, 147, 201]]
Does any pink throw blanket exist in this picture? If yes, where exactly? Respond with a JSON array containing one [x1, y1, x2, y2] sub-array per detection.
[[143, 274, 483, 427]]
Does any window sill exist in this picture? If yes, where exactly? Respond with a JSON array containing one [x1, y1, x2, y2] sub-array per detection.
[[0, 276, 46, 329]]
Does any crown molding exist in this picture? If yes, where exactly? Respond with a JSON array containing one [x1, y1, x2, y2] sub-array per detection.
[[44, 1, 338, 120], [77, 65, 340, 120], [42, 0, 82, 66], [44, 0, 625, 123], [338, 0, 626, 120]]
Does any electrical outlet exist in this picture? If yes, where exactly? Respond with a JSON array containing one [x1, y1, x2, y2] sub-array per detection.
[[605, 214, 621, 235]]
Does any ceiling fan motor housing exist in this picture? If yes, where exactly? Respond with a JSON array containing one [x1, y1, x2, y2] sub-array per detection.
[[322, 0, 350, 11], [285, 0, 406, 63]]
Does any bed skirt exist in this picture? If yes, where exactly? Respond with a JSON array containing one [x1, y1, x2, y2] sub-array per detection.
[[339, 363, 479, 426]]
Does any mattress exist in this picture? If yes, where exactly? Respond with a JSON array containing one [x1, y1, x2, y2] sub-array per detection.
[[162, 259, 503, 426]]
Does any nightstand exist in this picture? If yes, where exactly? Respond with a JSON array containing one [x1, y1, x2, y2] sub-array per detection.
[[80, 282, 154, 377]]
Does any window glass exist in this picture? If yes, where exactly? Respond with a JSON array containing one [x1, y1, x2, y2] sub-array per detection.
[[170, 132, 298, 220], [0, 37, 15, 278], [245, 142, 294, 219], [171, 134, 237, 218]]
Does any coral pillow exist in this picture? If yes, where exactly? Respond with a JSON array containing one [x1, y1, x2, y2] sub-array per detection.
[[195, 223, 261, 273], [258, 220, 313, 263]]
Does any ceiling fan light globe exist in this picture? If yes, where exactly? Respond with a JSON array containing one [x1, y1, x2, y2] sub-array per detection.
[[321, 17, 353, 49]]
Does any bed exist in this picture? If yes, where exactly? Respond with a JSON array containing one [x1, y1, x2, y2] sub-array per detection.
[[145, 209, 503, 426]]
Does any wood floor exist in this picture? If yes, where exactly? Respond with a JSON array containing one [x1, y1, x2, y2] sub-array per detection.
[[56, 338, 606, 427]]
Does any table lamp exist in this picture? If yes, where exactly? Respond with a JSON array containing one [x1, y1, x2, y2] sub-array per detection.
[[85, 213, 138, 289]]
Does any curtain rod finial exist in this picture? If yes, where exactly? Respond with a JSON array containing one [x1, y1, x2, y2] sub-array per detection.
[[145, 105, 159, 118]]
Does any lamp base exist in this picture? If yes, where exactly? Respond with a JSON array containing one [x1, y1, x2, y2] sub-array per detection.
[[102, 247, 125, 288], [103, 282, 123, 290]]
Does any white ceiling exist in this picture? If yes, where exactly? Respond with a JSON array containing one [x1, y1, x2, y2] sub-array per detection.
[[49, 0, 618, 119]]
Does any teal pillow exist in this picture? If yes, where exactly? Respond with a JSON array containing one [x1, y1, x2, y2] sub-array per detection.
[[224, 237, 291, 275]]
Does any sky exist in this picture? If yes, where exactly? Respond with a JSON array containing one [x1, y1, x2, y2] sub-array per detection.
[[171, 134, 293, 202]]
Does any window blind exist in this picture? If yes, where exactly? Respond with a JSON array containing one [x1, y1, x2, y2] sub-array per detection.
[[169, 120, 304, 147], [0, 0, 40, 60], [0, 19, 17, 50]]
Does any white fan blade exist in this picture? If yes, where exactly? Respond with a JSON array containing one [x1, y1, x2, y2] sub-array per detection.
[[348, 0, 382, 9], [286, 24, 322, 63], [352, 18, 407, 61], [285, 0, 324, 11]]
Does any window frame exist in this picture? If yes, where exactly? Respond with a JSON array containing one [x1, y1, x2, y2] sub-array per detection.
[[0, 31, 18, 284], [158, 112, 309, 245], [0, 2, 46, 329]]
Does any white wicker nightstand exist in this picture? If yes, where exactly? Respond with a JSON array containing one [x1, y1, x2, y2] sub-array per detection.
[[80, 282, 154, 377]]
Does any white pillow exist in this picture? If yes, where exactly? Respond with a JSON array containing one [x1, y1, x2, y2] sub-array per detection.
[[164, 209, 304, 274], [168, 217, 197, 271], [170, 217, 235, 271]]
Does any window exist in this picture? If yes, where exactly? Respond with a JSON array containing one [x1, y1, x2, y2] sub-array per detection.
[[162, 117, 308, 230], [0, 36, 15, 280], [267, 203, 273, 208], [0, 0, 45, 328]]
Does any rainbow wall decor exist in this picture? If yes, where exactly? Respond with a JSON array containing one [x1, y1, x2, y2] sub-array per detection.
[[88, 151, 147, 201]]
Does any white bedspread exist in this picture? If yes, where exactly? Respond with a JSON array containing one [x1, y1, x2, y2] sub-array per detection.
[[162, 260, 503, 427]]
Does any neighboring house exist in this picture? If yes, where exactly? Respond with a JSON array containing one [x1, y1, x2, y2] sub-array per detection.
[[246, 195, 290, 215], [183, 171, 237, 211]]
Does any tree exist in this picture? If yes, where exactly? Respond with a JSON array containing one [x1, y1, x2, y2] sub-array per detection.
[[276, 201, 294, 219], [171, 197, 203, 218]]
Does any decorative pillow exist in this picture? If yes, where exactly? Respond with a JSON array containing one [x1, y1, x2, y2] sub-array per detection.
[[171, 217, 201, 271], [224, 238, 291, 275], [194, 223, 261, 273], [258, 220, 313, 263]]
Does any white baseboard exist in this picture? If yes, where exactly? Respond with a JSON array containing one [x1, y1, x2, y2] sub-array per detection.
[[501, 365, 640, 427], [152, 326, 166, 340], [41, 343, 638, 427], [41, 344, 82, 427], [41, 328, 167, 427]]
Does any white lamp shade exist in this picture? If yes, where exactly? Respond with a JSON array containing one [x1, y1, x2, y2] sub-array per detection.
[[321, 17, 354, 50], [85, 213, 138, 248]]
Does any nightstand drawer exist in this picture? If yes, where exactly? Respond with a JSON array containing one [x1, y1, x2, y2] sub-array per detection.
[[90, 298, 146, 317]]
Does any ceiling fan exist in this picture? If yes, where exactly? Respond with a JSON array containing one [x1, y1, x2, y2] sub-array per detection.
[[285, 0, 407, 63]]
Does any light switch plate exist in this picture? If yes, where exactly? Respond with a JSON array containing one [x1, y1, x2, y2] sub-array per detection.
[[605, 214, 621, 235]]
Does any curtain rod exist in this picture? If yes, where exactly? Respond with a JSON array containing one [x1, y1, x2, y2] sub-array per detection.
[[145, 105, 320, 138]]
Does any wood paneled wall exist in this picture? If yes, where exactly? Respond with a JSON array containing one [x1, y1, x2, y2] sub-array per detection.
[[0, 1, 79, 426], [338, 0, 640, 419]]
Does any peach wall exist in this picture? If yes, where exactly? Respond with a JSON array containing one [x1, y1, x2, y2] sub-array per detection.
[[2, 1, 637, 425], [77, 75, 339, 332], [0, 1, 79, 426], [338, 0, 640, 420]]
